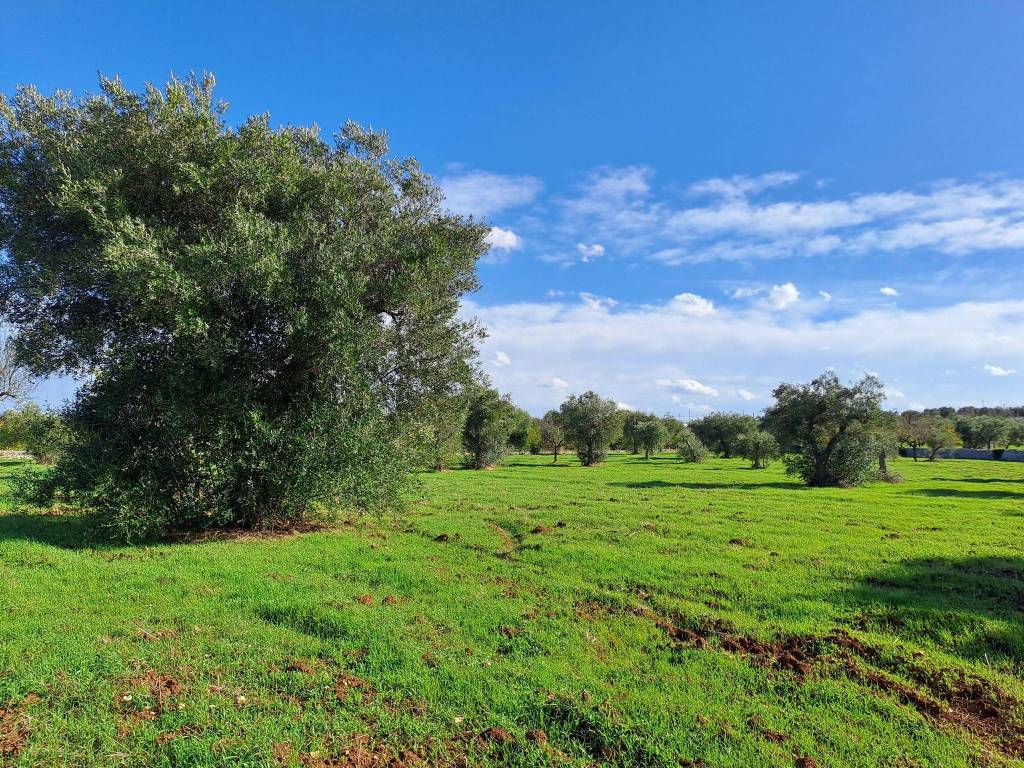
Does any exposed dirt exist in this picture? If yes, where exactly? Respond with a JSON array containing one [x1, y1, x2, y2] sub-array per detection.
[[335, 673, 374, 701], [297, 733, 425, 767], [655, 613, 1024, 758], [0, 704, 29, 759]]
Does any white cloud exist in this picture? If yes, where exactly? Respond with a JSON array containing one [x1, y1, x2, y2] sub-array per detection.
[[668, 292, 715, 316], [615, 401, 634, 411], [545, 377, 570, 391], [441, 171, 542, 217], [575, 243, 606, 261], [984, 364, 1016, 376], [737, 389, 758, 401], [578, 292, 618, 311], [462, 295, 1024, 415], [656, 378, 720, 397], [818, 290, 833, 302], [492, 350, 511, 367], [885, 388, 905, 399], [879, 286, 899, 297], [767, 282, 800, 309], [547, 169, 1024, 264], [485, 226, 522, 251]]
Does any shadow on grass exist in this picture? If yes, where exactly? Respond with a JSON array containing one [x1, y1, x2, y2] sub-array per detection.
[[906, 487, 1024, 500], [0, 512, 111, 550], [607, 479, 804, 491], [849, 557, 1024, 663]]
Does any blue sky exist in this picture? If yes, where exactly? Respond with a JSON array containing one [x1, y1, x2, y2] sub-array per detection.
[[4, 1, 1024, 415]]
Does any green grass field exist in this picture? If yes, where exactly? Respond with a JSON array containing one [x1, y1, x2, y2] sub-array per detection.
[[1, 454, 1022, 767]]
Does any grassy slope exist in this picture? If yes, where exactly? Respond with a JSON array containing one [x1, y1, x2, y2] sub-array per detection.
[[0, 454, 1022, 767]]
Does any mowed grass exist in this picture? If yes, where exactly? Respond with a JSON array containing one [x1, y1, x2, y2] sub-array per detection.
[[1, 454, 1022, 767]]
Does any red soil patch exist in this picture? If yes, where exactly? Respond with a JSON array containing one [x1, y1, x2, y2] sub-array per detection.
[[0, 705, 29, 759]]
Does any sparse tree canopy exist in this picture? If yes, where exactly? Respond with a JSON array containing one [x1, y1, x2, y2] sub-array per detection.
[[0, 338, 33, 403], [539, 410, 566, 463], [559, 391, 622, 466], [763, 372, 885, 487], [0, 75, 486, 538]]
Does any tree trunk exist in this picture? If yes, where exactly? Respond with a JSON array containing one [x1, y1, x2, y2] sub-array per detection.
[[878, 450, 888, 476]]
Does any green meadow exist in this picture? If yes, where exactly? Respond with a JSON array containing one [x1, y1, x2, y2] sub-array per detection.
[[1, 454, 1022, 767]]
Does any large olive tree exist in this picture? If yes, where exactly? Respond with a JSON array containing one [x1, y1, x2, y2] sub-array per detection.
[[763, 372, 885, 487], [0, 75, 486, 538]]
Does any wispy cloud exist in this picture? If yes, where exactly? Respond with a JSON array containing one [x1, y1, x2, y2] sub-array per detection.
[[879, 286, 899, 297], [539, 169, 1024, 265], [984, 364, 1016, 376], [440, 170, 542, 217]]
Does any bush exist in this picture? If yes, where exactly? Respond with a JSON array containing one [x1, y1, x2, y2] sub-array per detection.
[[676, 427, 708, 463], [0, 76, 485, 539], [0, 404, 68, 464]]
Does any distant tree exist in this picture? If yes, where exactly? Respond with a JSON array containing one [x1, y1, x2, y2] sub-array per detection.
[[659, 415, 688, 448], [689, 412, 759, 458], [462, 386, 517, 469], [559, 391, 622, 466], [923, 418, 958, 460], [620, 410, 655, 454], [635, 419, 669, 459], [524, 421, 543, 454], [898, 414, 929, 460], [955, 416, 1009, 449], [763, 372, 885, 487], [868, 411, 902, 482], [539, 410, 566, 463], [735, 430, 780, 469], [506, 406, 535, 453], [413, 392, 469, 472], [1006, 418, 1024, 448]]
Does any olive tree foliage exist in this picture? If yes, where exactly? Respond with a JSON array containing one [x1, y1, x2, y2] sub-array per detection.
[[620, 410, 655, 454], [539, 409, 566, 463], [410, 391, 469, 472], [956, 416, 1010, 450], [763, 372, 885, 487], [675, 425, 708, 463], [635, 419, 668, 459], [689, 412, 759, 458], [558, 391, 622, 466], [0, 76, 487, 539], [462, 385, 517, 469], [899, 414, 957, 460], [735, 430, 779, 469]]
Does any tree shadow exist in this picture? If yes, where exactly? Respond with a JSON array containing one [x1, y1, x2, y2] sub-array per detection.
[[607, 480, 804, 491], [848, 557, 1024, 664], [906, 488, 1024, 500], [929, 477, 1021, 485], [0, 512, 112, 550]]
